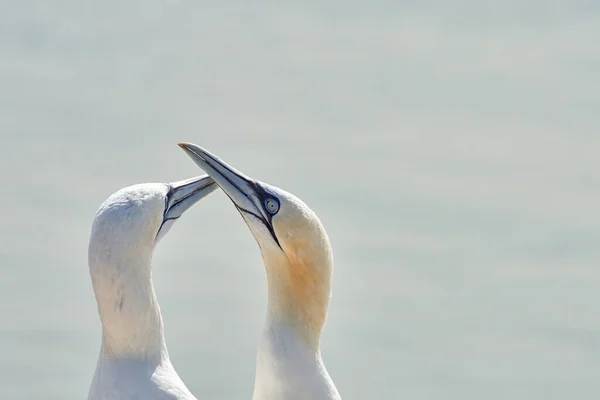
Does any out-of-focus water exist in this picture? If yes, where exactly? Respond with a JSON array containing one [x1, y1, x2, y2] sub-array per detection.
[[1, 2, 599, 399]]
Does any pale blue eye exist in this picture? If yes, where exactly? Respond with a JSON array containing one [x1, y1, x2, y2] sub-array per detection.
[[264, 198, 279, 214]]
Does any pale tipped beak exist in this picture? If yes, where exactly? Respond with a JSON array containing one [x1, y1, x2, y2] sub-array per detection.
[[163, 175, 217, 221], [177, 143, 263, 218], [177, 142, 281, 246]]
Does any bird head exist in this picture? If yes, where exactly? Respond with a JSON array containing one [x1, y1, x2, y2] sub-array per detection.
[[178, 143, 333, 344]]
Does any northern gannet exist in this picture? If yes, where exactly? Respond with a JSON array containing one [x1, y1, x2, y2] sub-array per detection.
[[178, 143, 341, 400], [87, 176, 217, 400]]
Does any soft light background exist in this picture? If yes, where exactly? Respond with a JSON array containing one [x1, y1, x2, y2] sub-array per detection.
[[1, 1, 599, 399]]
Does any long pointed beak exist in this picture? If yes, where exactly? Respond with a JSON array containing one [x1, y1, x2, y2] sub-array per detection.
[[177, 142, 281, 246], [164, 175, 217, 221], [177, 142, 265, 219]]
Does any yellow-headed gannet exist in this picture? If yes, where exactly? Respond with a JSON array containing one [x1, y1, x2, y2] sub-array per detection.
[[178, 143, 341, 400], [87, 176, 217, 400]]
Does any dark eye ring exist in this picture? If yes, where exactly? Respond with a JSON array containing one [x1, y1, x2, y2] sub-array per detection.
[[264, 198, 279, 215]]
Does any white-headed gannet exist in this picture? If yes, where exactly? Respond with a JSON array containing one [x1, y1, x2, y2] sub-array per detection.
[[178, 143, 341, 400], [87, 175, 217, 400]]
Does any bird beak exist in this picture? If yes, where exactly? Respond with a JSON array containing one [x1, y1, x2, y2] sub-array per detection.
[[164, 175, 217, 221], [177, 143, 280, 246], [177, 143, 266, 217]]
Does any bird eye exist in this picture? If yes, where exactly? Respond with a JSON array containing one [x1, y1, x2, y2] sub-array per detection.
[[264, 198, 279, 215]]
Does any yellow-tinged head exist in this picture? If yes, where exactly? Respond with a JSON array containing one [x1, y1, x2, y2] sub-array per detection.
[[178, 143, 334, 346]]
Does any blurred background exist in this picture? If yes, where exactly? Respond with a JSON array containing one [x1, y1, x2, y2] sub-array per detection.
[[1, 1, 599, 399]]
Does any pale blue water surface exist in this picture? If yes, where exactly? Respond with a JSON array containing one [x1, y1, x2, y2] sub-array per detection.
[[0, 1, 599, 399]]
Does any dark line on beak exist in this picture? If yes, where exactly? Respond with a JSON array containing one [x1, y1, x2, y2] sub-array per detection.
[[188, 149, 282, 248]]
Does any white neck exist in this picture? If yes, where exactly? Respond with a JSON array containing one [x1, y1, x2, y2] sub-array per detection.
[[252, 312, 340, 400], [88, 258, 197, 400], [91, 256, 168, 361]]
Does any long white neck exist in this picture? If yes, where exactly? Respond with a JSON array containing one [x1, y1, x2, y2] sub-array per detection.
[[88, 252, 196, 400], [252, 295, 340, 400], [90, 255, 168, 361]]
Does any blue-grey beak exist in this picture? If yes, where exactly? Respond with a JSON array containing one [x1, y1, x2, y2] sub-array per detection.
[[177, 142, 281, 247], [163, 175, 217, 222]]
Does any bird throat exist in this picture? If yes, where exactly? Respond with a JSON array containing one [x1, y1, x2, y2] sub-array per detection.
[[263, 255, 331, 352]]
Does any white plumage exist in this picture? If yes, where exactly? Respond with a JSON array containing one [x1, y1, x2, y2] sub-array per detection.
[[179, 143, 341, 400], [87, 177, 216, 400]]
